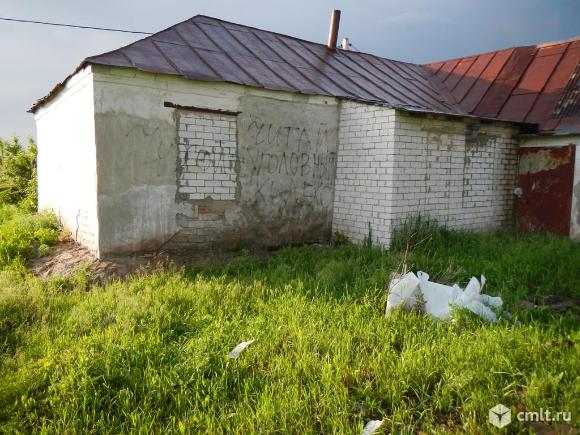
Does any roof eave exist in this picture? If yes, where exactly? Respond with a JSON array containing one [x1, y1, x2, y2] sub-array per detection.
[[28, 60, 90, 114]]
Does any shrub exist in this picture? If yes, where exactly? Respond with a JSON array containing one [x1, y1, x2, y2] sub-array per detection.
[[0, 207, 59, 269], [0, 136, 37, 211]]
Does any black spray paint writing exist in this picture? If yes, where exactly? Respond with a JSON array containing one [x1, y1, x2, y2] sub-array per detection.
[[239, 119, 337, 208]]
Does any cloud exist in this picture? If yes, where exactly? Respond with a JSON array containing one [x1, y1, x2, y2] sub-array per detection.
[[0, 0, 578, 140]]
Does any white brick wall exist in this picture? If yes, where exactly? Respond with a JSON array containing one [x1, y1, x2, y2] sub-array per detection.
[[333, 102, 518, 246], [177, 111, 237, 201], [390, 112, 518, 232], [332, 102, 397, 244], [75, 208, 97, 249]]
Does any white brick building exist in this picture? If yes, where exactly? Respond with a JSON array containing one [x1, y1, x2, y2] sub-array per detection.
[[333, 103, 519, 245], [30, 15, 580, 257]]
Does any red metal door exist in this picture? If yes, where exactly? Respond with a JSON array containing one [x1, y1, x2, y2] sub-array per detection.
[[517, 145, 575, 236]]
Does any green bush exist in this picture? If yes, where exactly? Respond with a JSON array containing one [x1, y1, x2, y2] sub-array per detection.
[[0, 206, 59, 269], [0, 136, 37, 211], [0, 137, 58, 269]]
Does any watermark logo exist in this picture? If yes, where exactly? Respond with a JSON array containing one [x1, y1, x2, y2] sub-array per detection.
[[489, 404, 511, 428], [488, 404, 572, 428]]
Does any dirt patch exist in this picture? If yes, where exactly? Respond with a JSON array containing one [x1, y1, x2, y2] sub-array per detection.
[[29, 240, 169, 282], [518, 294, 580, 316], [28, 239, 272, 283]]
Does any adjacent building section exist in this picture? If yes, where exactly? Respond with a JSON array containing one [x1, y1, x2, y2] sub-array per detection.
[[388, 112, 518, 232], [333, 102, 518, 246]]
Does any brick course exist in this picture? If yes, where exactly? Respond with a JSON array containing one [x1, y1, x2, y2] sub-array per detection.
[[177, 111, 237, 201], [332, 102, 397, 245]]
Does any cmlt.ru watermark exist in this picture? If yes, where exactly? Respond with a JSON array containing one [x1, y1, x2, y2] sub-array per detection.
[[489, 404, 572, 428]]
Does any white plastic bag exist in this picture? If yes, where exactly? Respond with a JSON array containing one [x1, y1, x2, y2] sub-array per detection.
[[362, 419, 384, 435], [228, 340, 255, 359], [417, 272, 456, 319], [386, 271, 503, 322], [385, 272, 420, 313]]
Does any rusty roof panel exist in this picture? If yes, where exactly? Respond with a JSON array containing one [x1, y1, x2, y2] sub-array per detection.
[[525, 91, 562, 125], [425, 39, 580, 133], [436, 59, 460, 82], [341, 54, 418, 105], [173, 22, 219, 52], [153, 41, 220, 81], [512, 53, 562, 95], [122, 40, 178, 75], [452, 53, 494, 103], [475, 46, 536, 117], [544, 47, 580, 91], [31, 14, 579, 134], [454, 51, 512, 113], [32, 15, 469, 116], [445, 57, 476, 92], [229, 29, 284, 62], [198, 50, 256, 85], [498, 93, 538, 122]]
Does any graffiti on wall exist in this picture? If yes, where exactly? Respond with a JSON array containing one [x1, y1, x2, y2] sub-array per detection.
[[172, 95, 340, 247], [238, 119, 337, 210]]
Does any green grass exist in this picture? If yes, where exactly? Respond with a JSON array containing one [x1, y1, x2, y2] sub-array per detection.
[[0, 204, 59, 270], [0, 224, 578, 433]]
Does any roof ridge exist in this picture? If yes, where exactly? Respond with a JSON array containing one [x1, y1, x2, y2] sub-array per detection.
[[84, 13, 429, 72], [424, 35, 580, 66], [192, 14, 425, 68], [424, 46, 530, 66], [536, 35, 580, 47], [85, 15, 203, 62]]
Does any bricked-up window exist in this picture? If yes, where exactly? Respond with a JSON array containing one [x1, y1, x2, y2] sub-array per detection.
[[176, 109, 237, 201], [553, 61, 580, 119]]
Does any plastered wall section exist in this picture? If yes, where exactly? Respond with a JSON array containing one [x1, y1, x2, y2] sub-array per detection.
[[519, 134, 580, 241], [333, 102, 518, 247], [34, 66, 99, 254], [92, 66, 339, 256]]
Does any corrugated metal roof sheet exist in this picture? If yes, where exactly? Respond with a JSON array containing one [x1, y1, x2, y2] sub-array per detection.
[[30, 15, 467, 117], [30, 15, 580, 135], [425, 38, 580, 133]]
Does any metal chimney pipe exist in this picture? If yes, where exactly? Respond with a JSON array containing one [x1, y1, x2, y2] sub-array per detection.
[[327, 9, 341, 50]]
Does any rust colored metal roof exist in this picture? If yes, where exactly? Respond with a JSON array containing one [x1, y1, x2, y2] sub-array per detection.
[[425, 38, 580, 134], [30, 15, 467, 117]]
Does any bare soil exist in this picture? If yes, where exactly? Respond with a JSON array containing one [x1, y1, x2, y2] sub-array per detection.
[[28, 239, 267, 283]]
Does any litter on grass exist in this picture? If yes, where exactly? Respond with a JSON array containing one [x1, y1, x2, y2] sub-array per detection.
[[362, 419, 384, 435], [228, 340, 255, 359], [386, 271, 503, 322]]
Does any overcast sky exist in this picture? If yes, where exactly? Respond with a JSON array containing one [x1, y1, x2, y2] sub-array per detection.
[[1, 0, 579, 141]]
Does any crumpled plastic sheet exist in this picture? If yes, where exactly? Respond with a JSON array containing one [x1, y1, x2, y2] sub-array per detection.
[[362, 419, 384, 435], [385, 271, 503, 322], [228, 340, 255, 359]]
